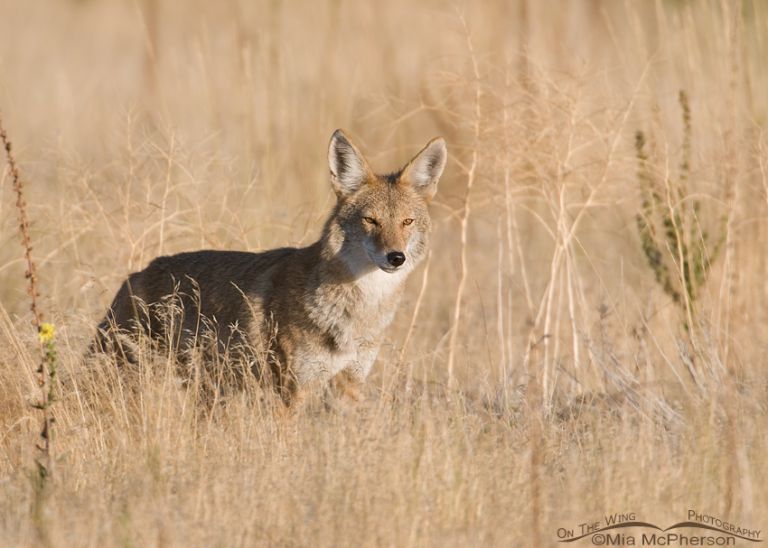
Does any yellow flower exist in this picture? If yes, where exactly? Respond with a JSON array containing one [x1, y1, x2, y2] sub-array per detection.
[[39, 323, 55, 344]]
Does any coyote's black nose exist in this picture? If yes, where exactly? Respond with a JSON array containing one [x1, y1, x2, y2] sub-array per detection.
[[387, 251, 406, 267]]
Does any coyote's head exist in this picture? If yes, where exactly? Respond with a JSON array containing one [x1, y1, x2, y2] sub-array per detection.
[[325, 129, 447, 275]]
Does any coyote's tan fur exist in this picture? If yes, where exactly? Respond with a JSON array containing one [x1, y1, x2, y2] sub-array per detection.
[[92, 130, 447, 407]]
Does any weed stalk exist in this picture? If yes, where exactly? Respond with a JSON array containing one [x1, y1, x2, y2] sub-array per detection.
[[1, 113, 58, 542]]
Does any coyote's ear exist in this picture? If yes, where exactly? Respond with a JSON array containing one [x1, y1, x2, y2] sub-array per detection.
[[328, 129, 372, 198], [401, 137, 447, 201]]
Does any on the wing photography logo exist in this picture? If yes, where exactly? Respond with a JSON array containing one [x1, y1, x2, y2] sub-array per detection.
[[556, 509, 762, 546]]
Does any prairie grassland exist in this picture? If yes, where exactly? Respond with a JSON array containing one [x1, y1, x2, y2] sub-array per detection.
[[1, 1, 767, 546]]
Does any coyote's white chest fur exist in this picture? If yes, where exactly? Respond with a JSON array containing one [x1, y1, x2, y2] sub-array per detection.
[[304, 266, 408, 359], [355, 267, 408, 304], [92, 129, 447, 409]]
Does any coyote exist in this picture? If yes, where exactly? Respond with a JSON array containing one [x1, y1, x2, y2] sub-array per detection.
[[93, 130, 447, 407]]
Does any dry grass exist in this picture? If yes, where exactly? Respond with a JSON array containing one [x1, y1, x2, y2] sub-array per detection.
[[1, 0, 767, 546]]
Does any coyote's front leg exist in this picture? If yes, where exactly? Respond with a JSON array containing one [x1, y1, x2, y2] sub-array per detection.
[[328, 369, 364, 404], [325, 343, 379, 410]]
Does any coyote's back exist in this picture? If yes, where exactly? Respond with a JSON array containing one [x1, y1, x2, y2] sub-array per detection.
[[92, 129, 447, 407]]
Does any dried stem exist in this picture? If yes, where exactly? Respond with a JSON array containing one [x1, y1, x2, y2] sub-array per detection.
[[446, 12, 482, 389], [0, 113, 54, 482]]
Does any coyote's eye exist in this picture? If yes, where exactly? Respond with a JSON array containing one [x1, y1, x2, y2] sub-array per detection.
[[363, 216, 378, 226], [403, 218, 414, 226]]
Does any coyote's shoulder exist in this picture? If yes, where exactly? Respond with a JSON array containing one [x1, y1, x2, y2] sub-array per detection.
[[93, 130, 448, 407]]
